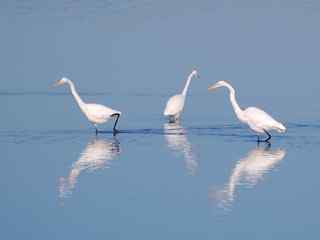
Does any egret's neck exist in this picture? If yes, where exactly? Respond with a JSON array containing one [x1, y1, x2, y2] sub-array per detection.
[[182, 72, 196, 96], [224, 83, 245, 121], [66, 80, 86, 111]]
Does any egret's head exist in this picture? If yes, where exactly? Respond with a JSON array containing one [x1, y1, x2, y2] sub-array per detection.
[[208, 80, 230, 91], [191, 69, 200, 78], [277, 123, 286, 133], [53, 77, 69, 87]]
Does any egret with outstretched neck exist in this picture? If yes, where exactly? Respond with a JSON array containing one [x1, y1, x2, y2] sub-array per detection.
[[53, 77, 121, 135], [208, 80, 286, 142], [163, 69, 199, 123]]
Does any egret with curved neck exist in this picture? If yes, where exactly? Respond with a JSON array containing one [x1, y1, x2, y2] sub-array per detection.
[[208, 80, 286, 142], [53, 77, 121, 135], [163, 69, 199, 123]]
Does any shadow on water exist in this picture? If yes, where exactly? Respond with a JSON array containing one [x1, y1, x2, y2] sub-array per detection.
[[1, 121, 320, 145], [209, 143, 286, 211], [87, 122, 320, 144], [58, 136, 121, 205]]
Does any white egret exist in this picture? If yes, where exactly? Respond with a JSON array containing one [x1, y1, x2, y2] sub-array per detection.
[[208, 80, 286, 142], [53, 77, 121, 135], [163, 70, 199, 123]]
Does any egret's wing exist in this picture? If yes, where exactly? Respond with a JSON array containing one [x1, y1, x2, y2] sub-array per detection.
[[244, 107, 278, 129], [86, 103, 117, 119], [164, 95, 185, 115]]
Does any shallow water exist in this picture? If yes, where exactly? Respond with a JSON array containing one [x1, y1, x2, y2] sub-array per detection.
[[2, 1, 320, 239], [1, 93, 320, 239]]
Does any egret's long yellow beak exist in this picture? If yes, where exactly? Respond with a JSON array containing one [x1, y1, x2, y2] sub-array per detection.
[[208, 84, 218, 91], [52, 80, 62, 88]]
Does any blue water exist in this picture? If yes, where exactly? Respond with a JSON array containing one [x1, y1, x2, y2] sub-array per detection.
[[1, 1, 320, 239], [1, 92, 320, 239]]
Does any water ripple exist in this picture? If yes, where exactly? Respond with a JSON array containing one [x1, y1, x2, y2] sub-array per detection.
[[1, 121, 320, 146]]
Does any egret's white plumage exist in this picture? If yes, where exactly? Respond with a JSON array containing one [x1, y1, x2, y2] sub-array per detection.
[[164, 70, 199, 122], [53, 77, 121, 134], [208, 80, 286, 141]]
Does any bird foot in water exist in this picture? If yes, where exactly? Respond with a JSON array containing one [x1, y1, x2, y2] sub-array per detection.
[[257, 139, 271, 148], [168, 115, 180, 124], [257, 137, 271, 147], [113, 129, 120, 136]]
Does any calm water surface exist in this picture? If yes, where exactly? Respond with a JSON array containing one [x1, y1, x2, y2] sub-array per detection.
[[1, 1, 320, 239], [1, 93, 320, 239]]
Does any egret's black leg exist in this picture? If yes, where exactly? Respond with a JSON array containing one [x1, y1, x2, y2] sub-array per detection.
[[168, 116, 175, 123], [111, 113, 120, 135], [257, 136, 261, 147], [263, 129, 272, 142], [94, 125, 99, 135]]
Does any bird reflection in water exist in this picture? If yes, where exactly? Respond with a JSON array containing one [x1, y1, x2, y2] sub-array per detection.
[[58, 137, 120, 202], [163, 123, 198, 175], [209, 144, 286, 209]]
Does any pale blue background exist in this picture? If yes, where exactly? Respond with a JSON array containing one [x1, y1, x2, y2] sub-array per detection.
[[0, 1, 319, 239]]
